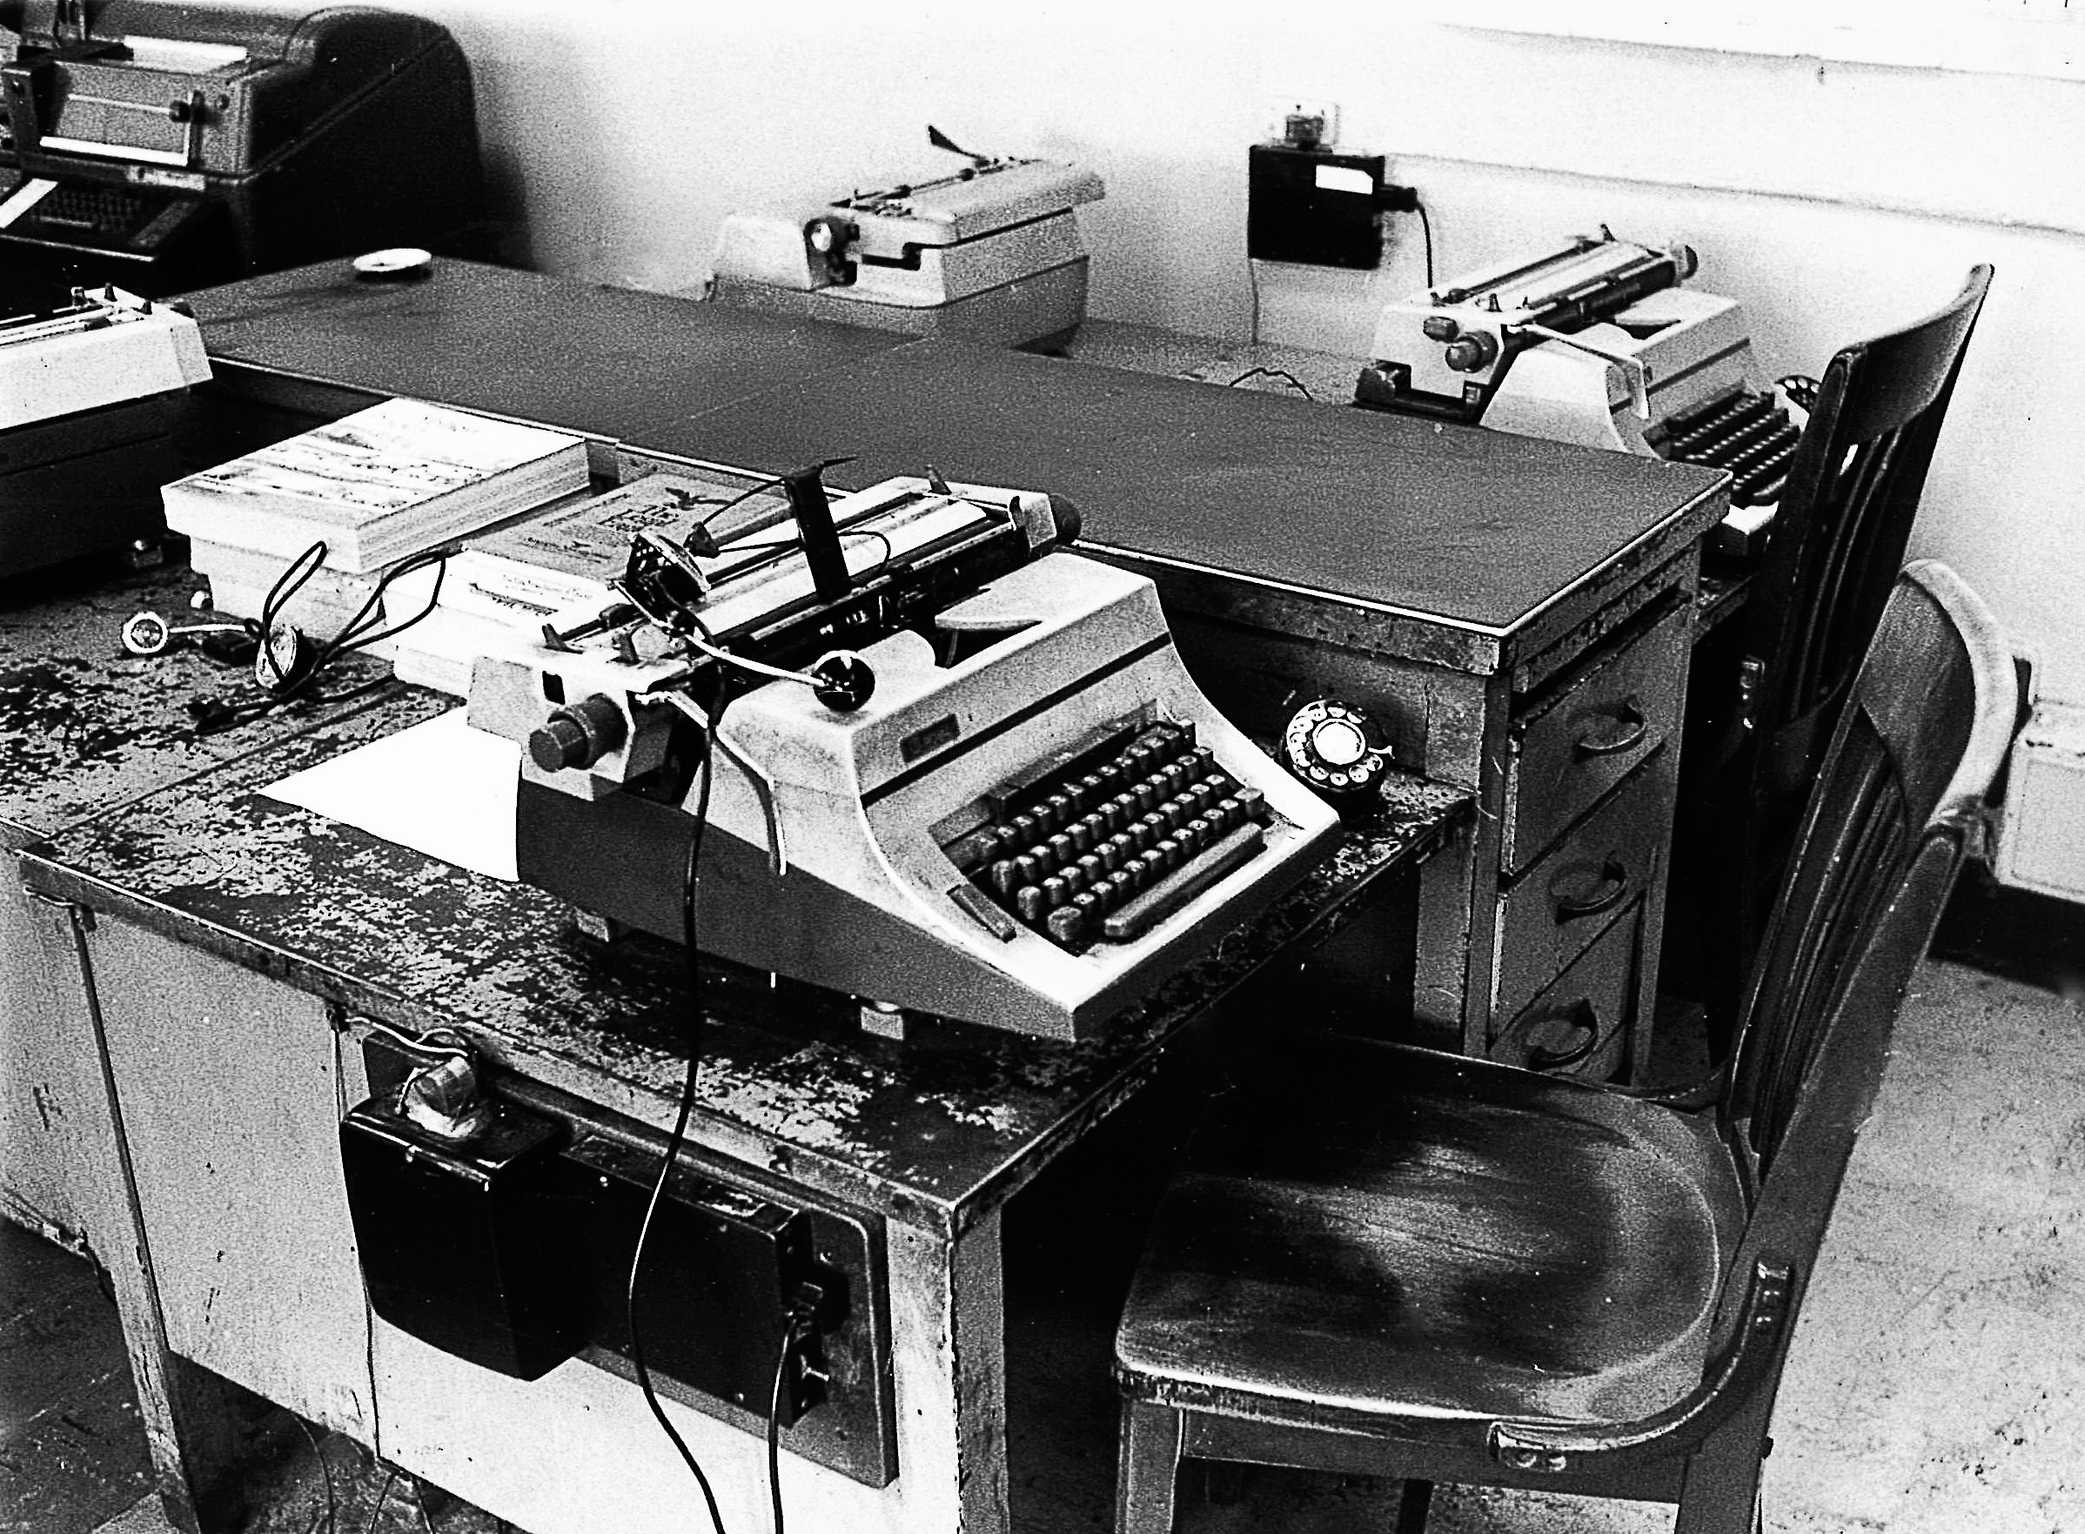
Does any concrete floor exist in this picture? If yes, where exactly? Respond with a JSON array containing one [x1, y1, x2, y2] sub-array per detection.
[[4, 958, 2081, 1534]]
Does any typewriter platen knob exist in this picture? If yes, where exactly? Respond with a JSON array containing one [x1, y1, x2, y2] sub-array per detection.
[[810, 650, 876, 712], [1281, 699, 1389, 806], [1443, 331, 1500, 373], [528, 693, 627, 773]]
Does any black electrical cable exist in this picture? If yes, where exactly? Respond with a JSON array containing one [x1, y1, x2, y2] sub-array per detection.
[[698, 474, 788, 529], [1415, 199, 1436, 289], [766, 1316, 803, 1534], [1225, 366, 1316, 401], [291, 1416, 338, 1534], [360, 1465, 400, 1534], [626, 682, 733, 1534], [195, 542, 454, 733]]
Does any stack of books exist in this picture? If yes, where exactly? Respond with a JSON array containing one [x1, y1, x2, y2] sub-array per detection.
[[164, 398, 591, 651], [386, 466, 793, 695]]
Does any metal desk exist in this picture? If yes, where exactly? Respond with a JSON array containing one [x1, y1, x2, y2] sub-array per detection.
[[16, 653, 1465, 1534], [0, 560, 403, 1527], [183, 259, 1727, 1067]]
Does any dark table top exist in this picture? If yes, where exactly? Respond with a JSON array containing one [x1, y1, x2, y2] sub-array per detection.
[[672, 338, 1728, 640], [182, 261, 1728, 650], [19, 688, 1468, 1234], [181, 260, 914, 448]]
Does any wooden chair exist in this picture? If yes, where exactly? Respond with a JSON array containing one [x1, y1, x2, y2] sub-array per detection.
[[1113, 560, 2015, 1534], [1699, 265, 1994, 1040]]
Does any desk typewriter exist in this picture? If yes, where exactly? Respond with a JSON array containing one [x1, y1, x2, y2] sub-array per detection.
[[1, 282, 208, 576], [709, 128, 1104, 350], [1358, 231, 1801, 554], [467, 467, 1336, 1040]]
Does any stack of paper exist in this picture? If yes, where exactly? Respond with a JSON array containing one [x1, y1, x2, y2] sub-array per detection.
[[167, 399, 591, 652]]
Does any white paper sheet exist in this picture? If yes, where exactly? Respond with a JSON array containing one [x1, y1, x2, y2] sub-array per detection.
[[263, 708, 519, 880], [0, 178, 57, 230]]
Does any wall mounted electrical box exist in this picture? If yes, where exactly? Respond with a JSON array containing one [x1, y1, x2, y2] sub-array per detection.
[[1247, 144, 1386, 269]]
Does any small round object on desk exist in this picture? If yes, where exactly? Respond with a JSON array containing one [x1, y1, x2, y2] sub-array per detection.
[[1281, 699, 1390, 806], [253, 621, 314, 692], [352, 246, 434, 281], [810, 650, 876, 712], [120, 610, 172, 657]]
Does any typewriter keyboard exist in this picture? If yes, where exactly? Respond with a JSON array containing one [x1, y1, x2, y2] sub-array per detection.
[[31, 182, 158, 240], [1659, 388, 1802, 507], [939, 721, 1273, 950]]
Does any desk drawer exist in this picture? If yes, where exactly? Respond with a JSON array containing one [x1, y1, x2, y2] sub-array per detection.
[[1493, 755, 1669, 1020], [1491, 903, 1638, 1082], [1501, 596, 1690, 874]]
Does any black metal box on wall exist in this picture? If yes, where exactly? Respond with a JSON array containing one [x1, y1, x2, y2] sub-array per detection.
[[1246, 144, 1385, 269]]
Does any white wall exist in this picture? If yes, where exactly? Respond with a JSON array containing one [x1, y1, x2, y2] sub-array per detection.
[[319, 2, 2085, 698]]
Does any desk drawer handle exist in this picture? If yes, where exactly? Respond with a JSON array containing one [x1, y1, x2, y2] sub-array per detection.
[[1550, 857, 1630, 920], [1524, 1001, 1601, 1072], [1573, 700, 1650, 759]]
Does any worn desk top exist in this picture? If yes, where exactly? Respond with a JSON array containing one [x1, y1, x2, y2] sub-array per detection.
[[18, 674, 1469, 1236], [0, 560, 394, 842]]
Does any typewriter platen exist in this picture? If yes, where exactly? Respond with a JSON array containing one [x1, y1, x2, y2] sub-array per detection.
[[1357, 232, 1800, 554], [467, 470, 1337, 1041]]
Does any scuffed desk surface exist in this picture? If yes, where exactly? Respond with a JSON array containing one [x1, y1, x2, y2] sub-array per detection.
[[19, 681, 1469, 1233], [0, 561, 399, 838]]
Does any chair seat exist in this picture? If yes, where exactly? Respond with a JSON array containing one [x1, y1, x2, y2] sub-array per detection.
[[1115, 1038, 1749, 1432]]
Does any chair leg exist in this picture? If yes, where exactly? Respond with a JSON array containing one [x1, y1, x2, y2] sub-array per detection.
[[1116, 1397, 1185, 1534], [1673, 1402, 1772, 1534], [1201, 1459, 1248, 1505], [1393, 1478, 1434, 1534]]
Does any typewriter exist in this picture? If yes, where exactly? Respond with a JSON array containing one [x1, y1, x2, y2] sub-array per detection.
[[1356, 232, 1800, 557], [710, 127, 1105, 350], [1, 282, 208, 576], [466, 468, 1336, 1041], [0, 0, 485, 294]]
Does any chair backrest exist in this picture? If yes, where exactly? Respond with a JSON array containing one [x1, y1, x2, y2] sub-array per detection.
[[1740, 266, 1993, 811], [1723, 561, 2013, 1306]]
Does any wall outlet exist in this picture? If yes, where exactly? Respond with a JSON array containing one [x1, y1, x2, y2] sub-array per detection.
[[1266, 97, 1339, 150]]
